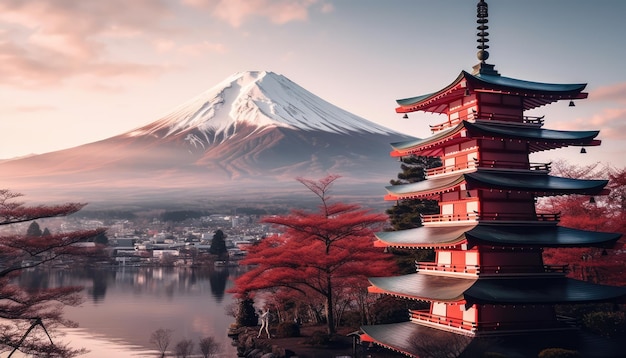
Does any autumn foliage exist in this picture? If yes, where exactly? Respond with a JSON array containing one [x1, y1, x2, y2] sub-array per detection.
[[0, 190, 104, 357], [231, 175, 397, 334], [540, 162, 626, 286]]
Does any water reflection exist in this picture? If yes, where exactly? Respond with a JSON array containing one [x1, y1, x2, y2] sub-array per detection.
[[16, 266, 240, 357]]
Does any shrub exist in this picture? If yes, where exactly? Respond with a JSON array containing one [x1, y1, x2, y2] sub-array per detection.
[[582, 311, 626, 338], [304, 330, 332, 346], [276, 322, 300, 338], [538, 348, 581, 358]]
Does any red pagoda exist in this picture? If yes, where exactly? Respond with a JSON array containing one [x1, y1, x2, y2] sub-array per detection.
[[360, 1, 626, 357]]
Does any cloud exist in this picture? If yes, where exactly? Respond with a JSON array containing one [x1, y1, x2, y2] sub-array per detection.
[[179, 41, 228, 56], [0, 0, 173, 87], [181, 0, 325, 27], [589, 82, 626, 103], [587, 107, 626, 140]]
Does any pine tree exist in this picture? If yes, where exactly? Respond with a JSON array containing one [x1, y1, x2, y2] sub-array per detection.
[[386, 156, 442, 273], [209, 229, 227, 258]]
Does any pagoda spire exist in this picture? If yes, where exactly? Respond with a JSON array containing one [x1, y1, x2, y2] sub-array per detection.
[[472, 0, 499, 76]]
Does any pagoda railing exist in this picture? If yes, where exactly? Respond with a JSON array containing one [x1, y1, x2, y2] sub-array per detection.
[[425, 160, 550, 177], [472, 111, 545, 126], [421, 212, 479, 223], [416, 262, 568, 275], [409, 310, 574, 333], [409, 310, 476, 332], [421, 212, 559, 224], [416, 262, 479, 274], [426, 161, 477, 176], [429, 111, 545, 132], [476, 160, 551, 172], [477, 212, 560, 222]]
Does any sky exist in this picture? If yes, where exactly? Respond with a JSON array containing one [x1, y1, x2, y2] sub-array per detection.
[[2, 0, 626, 168]]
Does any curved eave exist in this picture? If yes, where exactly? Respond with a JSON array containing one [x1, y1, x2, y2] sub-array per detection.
[[385, 171, 608, 200], [396, 72, 467, 114], [368, 273, 477, 302], [375, 224, 477, 248], [395, 71, 587, 114], [390, 122, 466, 157], [361, 322, 473, 358], [465, 171, 608, 196], [385, 174, 466, 200], [390, 121, 602, 157], [466, 224, 622, 248], [465, 277, 626, 305], [471, 72, 588, 111], [464, 121, 601, 153]]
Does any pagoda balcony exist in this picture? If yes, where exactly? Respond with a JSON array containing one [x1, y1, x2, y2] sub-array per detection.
[[416, 262, 568, 276], [477, 212, 560, 222], [421, 212, 479, 224], [416, 262, 479, 275], [425, 160, 550, 178], [421, 212, 559, 225], [429, 111, 544, 133], [409, 309, 476, 333], [409, 310, 575, 335]]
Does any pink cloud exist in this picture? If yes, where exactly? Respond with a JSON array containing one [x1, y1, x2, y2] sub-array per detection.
[[0, 0, 173, 87], [589, 82, 626, 103], [182, 0, 325, 27]]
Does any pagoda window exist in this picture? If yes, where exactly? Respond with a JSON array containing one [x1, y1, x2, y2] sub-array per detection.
[[432, 302, 447, 317], [438, 251, 452, 266], [466, 201, 478, 215], [441, 203, 454, 216], [462, 305, 477, 324]]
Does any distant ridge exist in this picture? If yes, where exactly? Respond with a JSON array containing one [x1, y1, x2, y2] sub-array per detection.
[[0, 71, 413, 209]]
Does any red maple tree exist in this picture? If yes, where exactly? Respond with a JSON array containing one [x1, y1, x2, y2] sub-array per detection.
[[0, 190, 105, 357], [540, 162, 626, 286], [231, 175, 397, 334]]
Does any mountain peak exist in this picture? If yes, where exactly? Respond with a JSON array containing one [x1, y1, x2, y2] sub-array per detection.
[[124, 71, 397, 145]]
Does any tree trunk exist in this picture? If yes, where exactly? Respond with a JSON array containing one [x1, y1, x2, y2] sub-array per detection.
[[325, 274, 336, 334]]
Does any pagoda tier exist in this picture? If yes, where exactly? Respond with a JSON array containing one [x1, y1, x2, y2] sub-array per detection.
[[384, 169, 608, 201], [360, 322, 625, 358], [374, 223, 622, 249], [395, 70, 587, 115], [390, 120, 601, 157], [368, 274, 626, 306]]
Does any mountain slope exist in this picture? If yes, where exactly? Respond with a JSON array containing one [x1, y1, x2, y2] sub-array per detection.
[[0, 71, 413, 208]]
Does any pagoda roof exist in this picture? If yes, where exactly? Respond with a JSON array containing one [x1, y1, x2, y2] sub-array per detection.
[[360, 322, 472, 357], [396, 71, 588, 114], [375, 223, 621, 249], [385, 170, 608, 200], [368, 273, 626, 305], [368, 273, 476, 302], [465, 224, 622, 248], [464, 171, 608, 195], [465, 277, 626, 305], [361, 321, 626, 358], [375, 224, 477, 249], [390, 120, 601, 157]]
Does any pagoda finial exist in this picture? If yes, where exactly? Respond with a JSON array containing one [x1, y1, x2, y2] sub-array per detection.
[[476, 0, 489, 63], [472, 0, 499, 76]]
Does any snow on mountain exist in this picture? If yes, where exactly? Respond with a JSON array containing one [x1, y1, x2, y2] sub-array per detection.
[[124, 71, 399, 147], [0, 71, 413, 209]]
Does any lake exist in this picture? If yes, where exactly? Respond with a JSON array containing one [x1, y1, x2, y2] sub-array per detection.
[[14, 266, 242, 357]]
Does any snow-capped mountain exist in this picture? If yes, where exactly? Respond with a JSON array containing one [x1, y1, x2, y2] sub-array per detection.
[[0, 71, 413, 208]]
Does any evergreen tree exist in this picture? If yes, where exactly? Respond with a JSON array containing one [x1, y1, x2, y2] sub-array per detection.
[[42, 227, 51, 236], [236, 296, 259, 327], [386, 156, 442, 273], [209, 229, 227, 257], [26, 221, 43, 237]]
